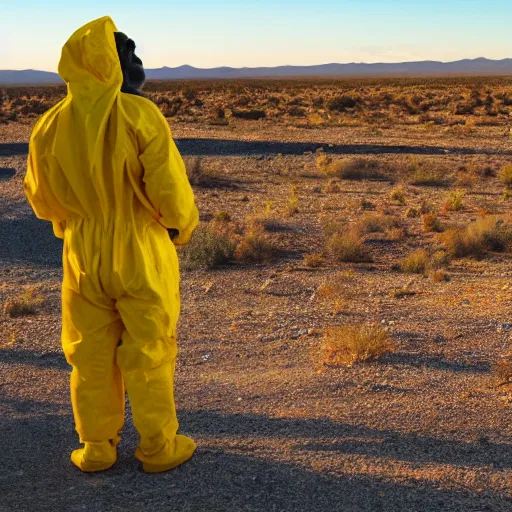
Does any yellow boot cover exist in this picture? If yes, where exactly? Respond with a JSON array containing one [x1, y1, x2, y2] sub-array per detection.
[[135, 434, 196, 473], [71, 439, 118, 472]]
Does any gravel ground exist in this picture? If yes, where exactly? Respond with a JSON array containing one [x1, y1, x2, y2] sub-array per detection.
[[1, 119, 512, 511]]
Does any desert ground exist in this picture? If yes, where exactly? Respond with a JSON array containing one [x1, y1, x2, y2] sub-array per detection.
[[1, 77, 512, 511]]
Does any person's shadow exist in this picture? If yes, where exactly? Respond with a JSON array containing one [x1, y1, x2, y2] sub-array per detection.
[[0, 393, 511, 512]]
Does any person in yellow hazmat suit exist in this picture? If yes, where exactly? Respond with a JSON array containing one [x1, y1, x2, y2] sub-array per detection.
[[23, 16, 199, 473]]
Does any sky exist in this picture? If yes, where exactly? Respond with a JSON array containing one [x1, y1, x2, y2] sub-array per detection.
[[2, 0, 512, 71]]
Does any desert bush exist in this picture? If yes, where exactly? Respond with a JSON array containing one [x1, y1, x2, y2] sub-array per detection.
[[185, 157, 205, 186], [431, 269, 450, 282], [422, 213, 443, 232], [321, 324, 395, 366], [234, 225, 274, 262], [353, 213, 403, 238], [389, 185, 406, 204], [307, 113, 326, 126], [405, 207, 420, 218], [499, 164, 512, 188], [326, 230, 371, 263], [180, 223, 236, 269], [286, 186, 300, 216], [214, 211, 232, 222], [407, 158, 451, 187], [441, 216, 512, 258], [317, 153, 384, 181], [303, 253, 325, 268], [442, 190, 466, 212], [2, 287, 44, 317], [400, 249, 430, 274], [495, 354, 512, 384], [400, 248, 449, 274], [324, 179, 341, 193]]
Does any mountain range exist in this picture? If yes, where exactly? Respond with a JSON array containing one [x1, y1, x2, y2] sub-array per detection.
[[2, 58, 512, 84]]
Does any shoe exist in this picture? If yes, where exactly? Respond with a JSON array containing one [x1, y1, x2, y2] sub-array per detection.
[[135, 434, 196, 473], [71, 439, 118, 472]]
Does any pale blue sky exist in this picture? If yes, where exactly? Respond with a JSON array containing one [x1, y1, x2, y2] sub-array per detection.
[[2, 0, 512, 71]]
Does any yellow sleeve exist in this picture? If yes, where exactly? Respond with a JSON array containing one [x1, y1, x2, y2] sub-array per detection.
[[23, 143, 65, 239], [138, 106, 199, 245]]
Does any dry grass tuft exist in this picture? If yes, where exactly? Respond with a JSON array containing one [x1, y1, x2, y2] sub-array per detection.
[[423, 213, 443, 232], [321, 324, 395, 366], [431, 269, 450, 282], [303, 253, 325, 268], [400, 249, 430, 274], [286, 185, 300, 216], [441, 217, 512, 259], [499, 164, 512, 189], [389, 185, 406, 204], [2, 287, 44, 317], [442, 190, 466, 212], [400, 249, 450, 274], [407, 158, 452, 187], [316, 152, 385, 181], [180, 222, 236, 269], [235, 224, 275, 263], [326, 231, 371, 263], [185, 157, 206, 186]]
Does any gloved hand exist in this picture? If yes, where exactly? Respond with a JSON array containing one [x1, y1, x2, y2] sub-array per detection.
[[168, 228, 180, 240]]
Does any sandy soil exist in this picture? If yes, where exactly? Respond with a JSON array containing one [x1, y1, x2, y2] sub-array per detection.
[[1, 118, 512, 512]]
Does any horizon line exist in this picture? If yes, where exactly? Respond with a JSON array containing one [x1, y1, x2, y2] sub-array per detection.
[[4, 56, 510, 74]]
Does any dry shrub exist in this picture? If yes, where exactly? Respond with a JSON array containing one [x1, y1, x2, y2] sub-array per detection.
[[234, 225, 274, 263], [405, 207, 420, 218], [423, 213, 443, 232], [407, 157, 452, 187], [495, 354, 512, 384], [326, 231, 370, 263], [431, 269, 450, 282], [316, 152, 384, 181], [441, 217, 512, 258], [303, 253, 325, 268], [2, 287, 44, 317], [400, 249, 430, 274], [361, 198, 376, 210], [185, 157, 205, 186], [286, 186, 299, 216], [214, 211, 232, 222], [353, 213, 403, 238], [324, 179, 341, 193], [499, 164, 512, 188], [321, 324, 395, 366], [400, 249, 450, 274], [442, 190, 465, 212], [308, 113, 326, 126], [180, 222, 236, 269], [389, 185, 406, 204]]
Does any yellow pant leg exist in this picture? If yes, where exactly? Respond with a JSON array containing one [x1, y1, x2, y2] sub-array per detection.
[[115, 223, 195, 471], [62, 230, 125, 443]]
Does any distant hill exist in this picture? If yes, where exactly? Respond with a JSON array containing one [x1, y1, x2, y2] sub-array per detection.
[[2, 58, 512, 85]]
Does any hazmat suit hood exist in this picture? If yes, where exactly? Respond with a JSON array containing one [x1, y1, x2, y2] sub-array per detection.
[[58, 16, 123, 100]]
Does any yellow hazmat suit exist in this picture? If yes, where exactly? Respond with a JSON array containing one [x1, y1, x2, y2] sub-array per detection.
[[23, 16, 199, 472]]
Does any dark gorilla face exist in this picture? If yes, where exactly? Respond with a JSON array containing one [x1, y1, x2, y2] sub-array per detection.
[[114, 32, 146, 95]]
